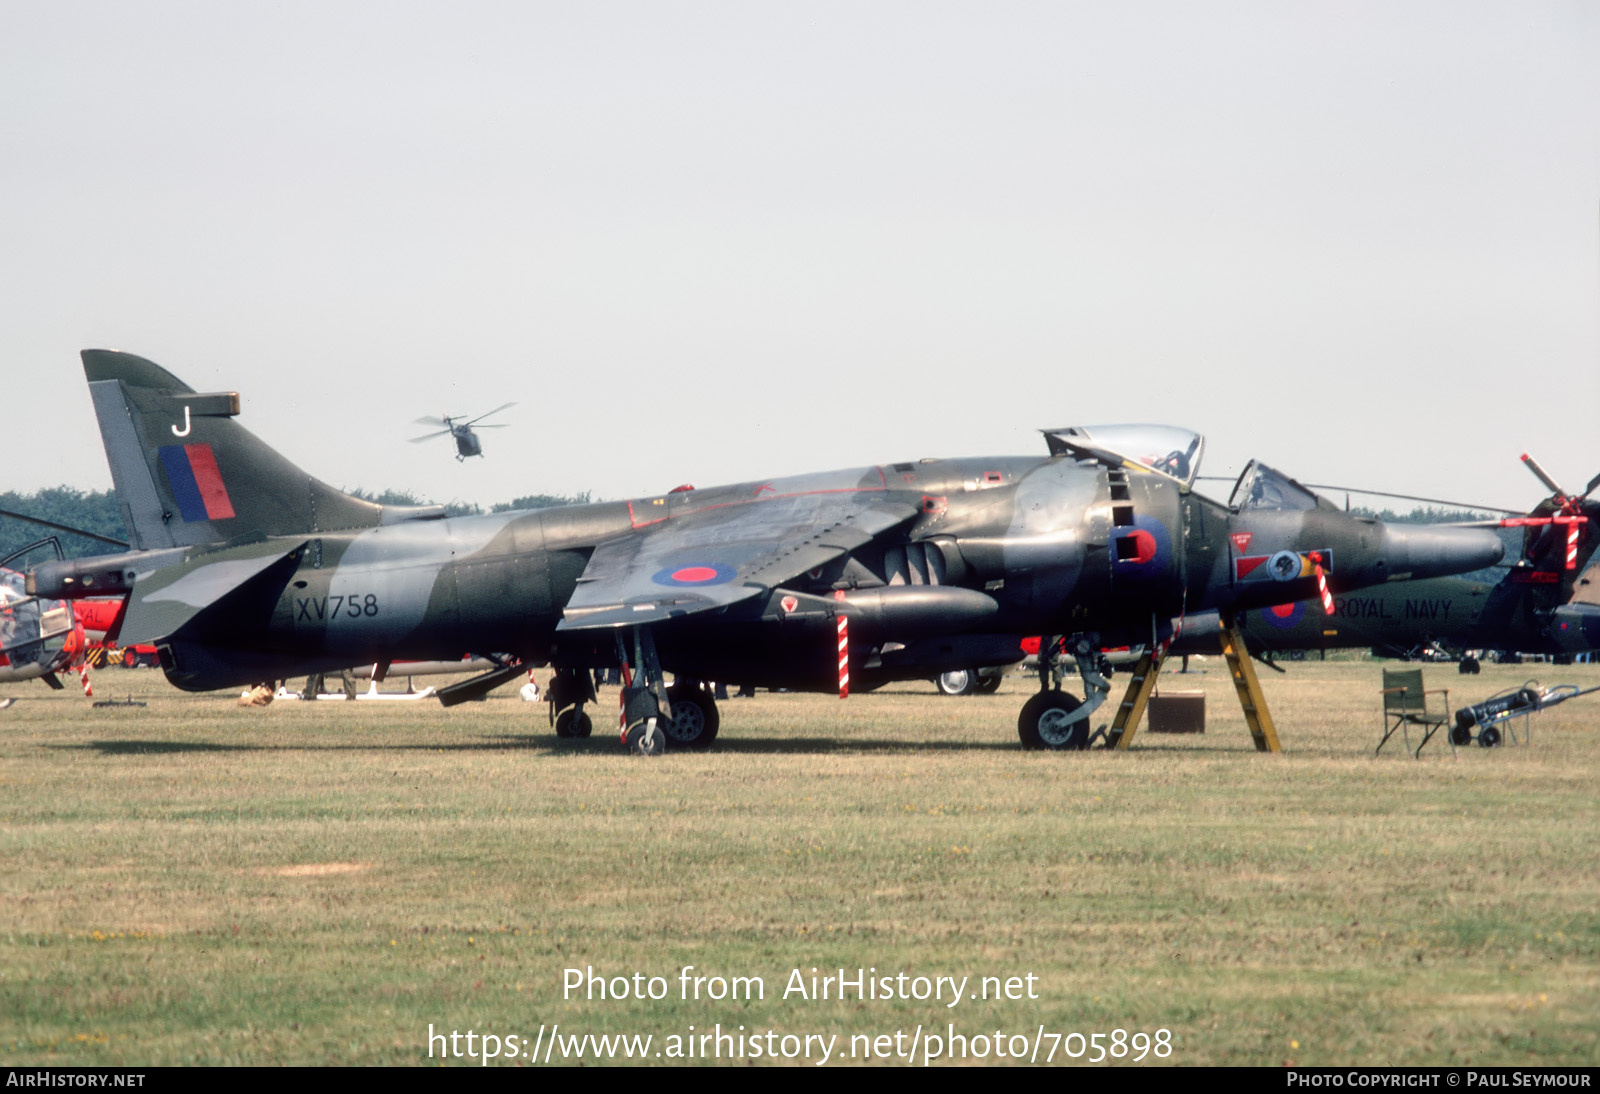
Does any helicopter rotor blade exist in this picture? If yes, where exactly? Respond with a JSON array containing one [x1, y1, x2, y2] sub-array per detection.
[[1197, 477, 1520, 515], [1520, 453, 1568, 499], [465, 402, 516, 426], [0, 508, 130, 549], [409, 430, 453, 444], [1581, 470, 1600, 502], [1298, 484, 1521, 516]]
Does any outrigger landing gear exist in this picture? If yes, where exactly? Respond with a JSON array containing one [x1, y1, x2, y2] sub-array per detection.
[[547, 667, 597, 738], [1016, 634, 1112, 750], [618, 627, 672, 756]]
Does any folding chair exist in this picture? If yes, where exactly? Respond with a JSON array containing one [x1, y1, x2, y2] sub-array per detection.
[[1377, 668, 1451, 758]]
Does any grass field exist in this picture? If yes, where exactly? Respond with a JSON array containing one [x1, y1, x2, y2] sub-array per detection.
[[2, 659, 1597, 1067]]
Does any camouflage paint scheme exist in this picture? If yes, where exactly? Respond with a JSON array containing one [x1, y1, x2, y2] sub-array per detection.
[[29, 351, 1505, 746]]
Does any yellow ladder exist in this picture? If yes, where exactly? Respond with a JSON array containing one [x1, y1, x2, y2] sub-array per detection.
[[1219, 613, 1281, 753], [1105, 649, 1162, 750]]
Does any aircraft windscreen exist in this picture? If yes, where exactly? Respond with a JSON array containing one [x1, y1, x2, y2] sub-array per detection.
[[1071, 425, 1205, 486], [0, 570, 39, 653], [1229, 462, 1321, 511]]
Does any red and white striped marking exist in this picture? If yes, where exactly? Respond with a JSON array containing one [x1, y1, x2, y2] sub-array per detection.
[[1310, 552, 1334, 614], [1501, 514, 1588, 571], [834, 590, 849, 699], [1158, 614, 1184, 658], [617, 662, 633, 736], [79, 664, 93, 698]]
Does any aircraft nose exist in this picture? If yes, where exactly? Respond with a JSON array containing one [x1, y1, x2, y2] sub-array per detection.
[[1376, 523, 1505, 582]]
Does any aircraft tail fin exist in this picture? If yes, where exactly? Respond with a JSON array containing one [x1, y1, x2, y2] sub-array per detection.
[[82, 350, 417, 549]]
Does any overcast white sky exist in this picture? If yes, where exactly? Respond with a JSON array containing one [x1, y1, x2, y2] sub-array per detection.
[[3, 2, 1597, 514]]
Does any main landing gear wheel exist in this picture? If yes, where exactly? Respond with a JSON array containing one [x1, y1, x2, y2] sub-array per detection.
[[936, 669, 979, 696], [662, 685, 720, 748], [975, 673, 1003, 694], [1458, 656, 1481, 675], [624, 719, 666, 756], [554, 707, 593, 738], [1018, 691, 1090, 750]]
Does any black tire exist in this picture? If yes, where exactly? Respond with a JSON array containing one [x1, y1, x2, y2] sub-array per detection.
[[1018, 690, 1089, 750], [554, 707, 593, 738], [1478, 725, 1502, 749], [1458, 657, 1480, 675], [1449, 723, 1473, 747], [624, 719, 666, 756], [975, 673, 1003, 694], [936, 670, 979, 696], [663, 685, 720, 748]]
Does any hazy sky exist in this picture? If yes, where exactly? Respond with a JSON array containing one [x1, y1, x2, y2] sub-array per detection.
[[4, 2, 1597, 515]]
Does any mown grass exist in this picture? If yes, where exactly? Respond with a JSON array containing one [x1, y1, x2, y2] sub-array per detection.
[[2, 660, 1597, 1066]]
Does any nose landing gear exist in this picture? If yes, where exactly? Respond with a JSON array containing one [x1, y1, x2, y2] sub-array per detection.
[[1017, 634, 1111, 750]]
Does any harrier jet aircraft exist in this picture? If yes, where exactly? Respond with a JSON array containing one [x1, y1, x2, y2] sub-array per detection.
[[29, 351, 1504, 752]]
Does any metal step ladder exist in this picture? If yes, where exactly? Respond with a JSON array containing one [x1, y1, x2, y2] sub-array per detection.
[[1219, 612, 1281, 753], [1105, 649, 1162, 750], [1102, 615, 1283, 752]]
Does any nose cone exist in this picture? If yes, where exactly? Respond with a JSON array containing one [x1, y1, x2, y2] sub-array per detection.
[[1376, 524, 1504, 583]]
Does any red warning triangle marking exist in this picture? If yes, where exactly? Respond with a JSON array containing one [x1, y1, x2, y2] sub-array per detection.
[[1230, 532, 1253, 553]]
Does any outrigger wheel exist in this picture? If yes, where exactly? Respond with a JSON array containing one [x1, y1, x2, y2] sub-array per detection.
[[554, 707, 592, 738], [547, 667, 598, 739]]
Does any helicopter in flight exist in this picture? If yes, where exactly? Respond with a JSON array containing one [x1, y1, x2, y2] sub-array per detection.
[[410, 403, 515, 460]]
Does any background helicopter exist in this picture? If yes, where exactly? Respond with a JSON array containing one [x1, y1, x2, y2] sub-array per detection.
[[410, 403, 515, 460]]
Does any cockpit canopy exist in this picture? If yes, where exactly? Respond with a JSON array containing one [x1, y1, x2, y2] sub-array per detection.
[[1042, 424, 1205, 487], [1229, 461, 1324, 512]]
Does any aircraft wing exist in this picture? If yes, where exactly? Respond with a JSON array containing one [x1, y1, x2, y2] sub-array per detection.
[[557, 495, 918, 630]]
